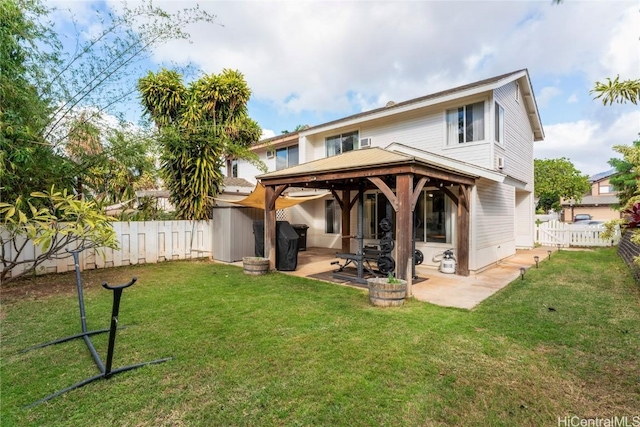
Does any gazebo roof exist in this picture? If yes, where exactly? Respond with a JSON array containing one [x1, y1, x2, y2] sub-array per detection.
[[257, 147, 478, 189]]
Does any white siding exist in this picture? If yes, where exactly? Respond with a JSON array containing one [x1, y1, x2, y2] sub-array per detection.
[[235, 150, 272, 184], [494, 82, 535, 190], [288, 197, 343, 250], [470, 179, 516, 270]]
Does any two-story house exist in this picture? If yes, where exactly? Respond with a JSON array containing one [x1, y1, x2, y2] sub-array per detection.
[[231, 69, 543, 278], [561, 169, 622, 222]]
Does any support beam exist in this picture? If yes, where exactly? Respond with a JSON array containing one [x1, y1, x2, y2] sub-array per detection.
[[441, 186, 459, 206], [456, 184, 470, 276], [331, 189, 354, 253], [395, 174, 413, 289], [264, 185, 277, 271], [367, 177, 399, 212], [411, 177, 429, 211]]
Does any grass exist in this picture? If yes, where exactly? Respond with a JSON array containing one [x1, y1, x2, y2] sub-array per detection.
[[1, 248, 638, 426]]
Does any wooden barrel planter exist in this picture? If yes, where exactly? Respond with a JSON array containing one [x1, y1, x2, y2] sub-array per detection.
[[367, 277, 407, 307], [243, 257, 270, 275]]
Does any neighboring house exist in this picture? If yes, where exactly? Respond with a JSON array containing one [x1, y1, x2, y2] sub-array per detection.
[[230, 69, 544, 275], [561, 169, 622, 222]]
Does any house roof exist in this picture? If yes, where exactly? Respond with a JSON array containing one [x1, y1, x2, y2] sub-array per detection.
[[297, 69, 544, 141], [589, 169, 616, 182], [562, 194, 620, 206], [223, 177, 255, 188]]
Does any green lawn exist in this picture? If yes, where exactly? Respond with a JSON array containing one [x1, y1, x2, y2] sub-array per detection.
[[1, 248, 638, 426]]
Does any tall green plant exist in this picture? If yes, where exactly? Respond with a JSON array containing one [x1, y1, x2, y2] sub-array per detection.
[[138, 69, 262, 220], [1, 0, 217, 205], [608, 137, 640, 208], [534, 158, 591, 212]]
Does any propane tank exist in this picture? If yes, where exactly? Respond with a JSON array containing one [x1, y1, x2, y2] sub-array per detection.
[[439, 249, 456, 274]]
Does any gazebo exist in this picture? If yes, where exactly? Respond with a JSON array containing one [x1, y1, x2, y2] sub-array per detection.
[[257, 147, 478, 284]]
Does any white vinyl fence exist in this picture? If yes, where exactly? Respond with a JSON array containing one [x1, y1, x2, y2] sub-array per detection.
[[535, 220, 621, 247], [3, 220, 213, 280]]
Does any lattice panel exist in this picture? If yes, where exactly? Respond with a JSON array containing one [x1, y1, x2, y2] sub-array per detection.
[[276, 209, 288, 221]]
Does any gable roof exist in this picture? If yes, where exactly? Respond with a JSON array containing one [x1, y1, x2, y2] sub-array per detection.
[[589, 169, 616, 182], [298, 69, 544, 141]]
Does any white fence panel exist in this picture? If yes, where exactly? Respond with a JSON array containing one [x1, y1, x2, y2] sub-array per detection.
[[2, 220, 214, 280], [535, 220, 621, 247]]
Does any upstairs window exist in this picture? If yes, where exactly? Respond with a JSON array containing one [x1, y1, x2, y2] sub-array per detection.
[[446, 101, 485, 145], [226, 159, 238, 177], [275, 145, 299, 170], [326, 131, 359, 157], [495, 101, 504, 144]]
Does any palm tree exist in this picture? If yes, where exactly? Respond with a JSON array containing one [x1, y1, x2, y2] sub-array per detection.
[[138, 68, 261, 220]]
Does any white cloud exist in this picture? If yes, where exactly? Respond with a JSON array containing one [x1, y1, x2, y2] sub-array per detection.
[[261, 129, 276, 139], [137, 1, 633, 118], [48, 0, 638, 178], [600, 4, 640, 80], [535, 111, 640, 176], [537, 86, 563, 107]]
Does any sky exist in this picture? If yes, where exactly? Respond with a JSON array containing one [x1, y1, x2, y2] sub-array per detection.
[[51, 0, 639, 178]]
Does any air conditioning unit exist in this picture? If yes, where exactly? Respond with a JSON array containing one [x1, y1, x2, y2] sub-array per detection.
[[360, 137, 372, 148], [266, 150, 275, 159], [496, 156, 505, 169]]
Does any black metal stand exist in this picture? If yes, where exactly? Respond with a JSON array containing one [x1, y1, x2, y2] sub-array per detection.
[[25, 251, 171, 407], [20, 250, 111, 353]]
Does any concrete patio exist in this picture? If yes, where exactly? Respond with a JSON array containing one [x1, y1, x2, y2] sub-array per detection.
[[281, 246, 558, 309]]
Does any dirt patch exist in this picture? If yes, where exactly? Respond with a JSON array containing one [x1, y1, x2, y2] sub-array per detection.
[[1, 267, 140, 303]]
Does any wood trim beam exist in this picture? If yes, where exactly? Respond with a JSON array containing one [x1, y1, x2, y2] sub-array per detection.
[[441, 187, 459, 206], [367, 177, 399, 212], [264, 185, 277, 271], [395, 174, 413, 290], [330, 189, 344, 210], [349, 193, 359, 211], [456, 184, 470, 276], [268, 184, 290, 211], [410, 177, 429, 211], [459, 184, 470, 212]]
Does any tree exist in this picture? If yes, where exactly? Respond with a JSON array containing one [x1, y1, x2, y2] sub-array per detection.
[[534, 158, 591, 212], [281, 124, 308, 134], [1, 0, 217, 204], [608, 137, 640, 208], [1, 0, 215, 281], [592, 76, 640, 106], [138, 68, 263, 220], [0, 187, 118, 284], [0, 0, 74, 204]]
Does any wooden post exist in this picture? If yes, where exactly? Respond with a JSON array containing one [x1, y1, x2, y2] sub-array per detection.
[[264, 185, 277, 271], [456, 184, 470, 276], [395, 174, 413, 282]]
